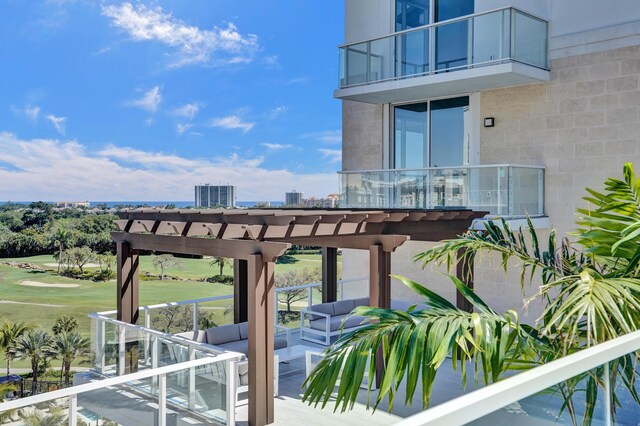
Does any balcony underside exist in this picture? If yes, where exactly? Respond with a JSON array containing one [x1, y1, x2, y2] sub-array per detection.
[[334, 62, 550, 104]]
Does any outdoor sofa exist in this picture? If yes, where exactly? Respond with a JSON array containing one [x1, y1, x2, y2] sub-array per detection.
[[300, 297, 427, 345], [175, 322, 291, 403]]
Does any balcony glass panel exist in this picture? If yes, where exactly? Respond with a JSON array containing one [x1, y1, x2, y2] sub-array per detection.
[[346, 42, 368, 86], [435, 20, 468, 70], [513, 10, 548, 69], [338, 7, 548, 88], [472, 9, 508, 63], [397, 29, 430, 77], [339, 165, 544, 216]]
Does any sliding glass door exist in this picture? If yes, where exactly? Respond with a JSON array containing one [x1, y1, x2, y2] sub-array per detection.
[[394, 96, 470, 169]]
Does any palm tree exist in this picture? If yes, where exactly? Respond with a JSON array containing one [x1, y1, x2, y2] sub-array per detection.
[[52, 227, 71, 274], [52, 315, 78, 335], [0, 319, 34, 375], [210, 256, 232, 276], [303, 163, 640, 425], [51, 332, 91, 386], [8, 329, 53, 394]]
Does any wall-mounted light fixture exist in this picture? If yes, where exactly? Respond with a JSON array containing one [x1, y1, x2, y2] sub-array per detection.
[[484, 117, 495, 127]]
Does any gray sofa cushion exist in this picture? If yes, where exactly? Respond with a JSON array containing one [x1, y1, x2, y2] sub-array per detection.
[[333, 299, 356, 316], [274, 335, 288, 350], [239, 322, 249, 340], [219, 340, 249, 356], [310, 314, 368, 332], [354, 297, 370, 308], [308, 302, 335, 320], [206, 324, 241, 345], [174, 330, 206, 343]]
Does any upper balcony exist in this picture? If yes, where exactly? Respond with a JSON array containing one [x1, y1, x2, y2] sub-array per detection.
[[335, 7, 550, 104]]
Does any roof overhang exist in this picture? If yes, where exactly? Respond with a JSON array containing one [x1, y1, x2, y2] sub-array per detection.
[[334, 62, 550, 104]]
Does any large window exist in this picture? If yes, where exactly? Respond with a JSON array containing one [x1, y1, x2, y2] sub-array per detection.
[[394, 96, 470, 169], [395, 0, 474, 73]]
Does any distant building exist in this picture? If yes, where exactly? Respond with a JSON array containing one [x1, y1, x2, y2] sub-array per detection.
[[195, 184, 236, 208], [285, 190, 304, 207], [54, 201, 90, 208], [304, 194, 340, 208]]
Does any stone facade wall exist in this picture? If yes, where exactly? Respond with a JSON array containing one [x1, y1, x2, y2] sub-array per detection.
[[342, 100, 384, 171], [480, 45, 640, 237]]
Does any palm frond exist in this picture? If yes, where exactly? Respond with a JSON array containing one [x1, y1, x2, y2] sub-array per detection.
[[302, 275, 537, 413]]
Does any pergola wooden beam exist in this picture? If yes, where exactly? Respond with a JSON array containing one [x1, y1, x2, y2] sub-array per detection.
[[111, 232, 288, 262]]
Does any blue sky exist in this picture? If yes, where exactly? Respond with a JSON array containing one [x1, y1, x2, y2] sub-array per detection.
[[0, 1, 344, 201]]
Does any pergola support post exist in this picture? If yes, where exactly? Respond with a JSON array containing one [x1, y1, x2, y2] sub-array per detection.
[[455, 249, 474, 313], [369, 244, 391, 388], [234, 259, 249, 324], [115, 240, 139, 374], [247, 254, 275, 426], [322, 247, 338, 303]]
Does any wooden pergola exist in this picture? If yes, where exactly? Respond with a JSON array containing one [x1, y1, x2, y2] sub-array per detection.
[[111, 208, 485, 426]]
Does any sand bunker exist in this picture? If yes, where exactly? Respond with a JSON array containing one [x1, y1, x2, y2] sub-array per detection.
[[44, 262, 100, 268], [20, 280, 80, 288], [0, 300, 65, 308]]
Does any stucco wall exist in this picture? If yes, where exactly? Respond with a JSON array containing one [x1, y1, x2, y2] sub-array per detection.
[[480, 45, 640, 238]]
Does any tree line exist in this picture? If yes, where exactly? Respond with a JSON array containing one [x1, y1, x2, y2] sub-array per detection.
[[0, 202, 116, 258]]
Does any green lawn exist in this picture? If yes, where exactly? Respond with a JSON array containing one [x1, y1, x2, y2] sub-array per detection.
[[0, 253, 340, 369]]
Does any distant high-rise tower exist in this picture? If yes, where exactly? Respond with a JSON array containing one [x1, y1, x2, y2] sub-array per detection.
[[195, 184, 236, 208], [285, 190, 304, 207]]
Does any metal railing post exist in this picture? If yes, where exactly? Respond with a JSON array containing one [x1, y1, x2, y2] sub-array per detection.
[[118, 324, 126, 375], [95, 320, 105, 372], [192, 302, 199, 334], [151, 335, 159, 393], [226, 358, 237, 426], [68, 393, 77, 426], [188, 345, 196, 410], [604, 362, 612, 426], [144, 308, 151, 366], [158, 373, 167, 426]]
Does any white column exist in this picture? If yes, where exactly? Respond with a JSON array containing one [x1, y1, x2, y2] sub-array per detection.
[[118, 324, 126, 375], [68, 394, 77, 426], [188, 345, 196, 410], [226, 358, 236, 426], [192, 303, 199, 333], [158, 373, 167, 426], [604, 362, 612, 426]]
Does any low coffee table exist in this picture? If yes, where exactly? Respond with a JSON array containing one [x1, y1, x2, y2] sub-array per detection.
[[275, 344, 321, 363]]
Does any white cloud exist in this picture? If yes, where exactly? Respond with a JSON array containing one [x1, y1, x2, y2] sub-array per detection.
[[209, 115, 254, 133], [266, 105, 287, 120], [172, 103, 200, 120], [102, 3, 259, 68], [128, 86, 161, 113], [13, 104, 41, 122], [46, 114, 66, 135], [285, 77, 309, 85], [301, 130, 342, 144], [0, 132, 336, 200], [319, 148, 341, 163], [176, 123, 193, 136], [261, 143, 292, 151]]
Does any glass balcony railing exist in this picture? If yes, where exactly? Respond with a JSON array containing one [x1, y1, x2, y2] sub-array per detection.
[[339, 165, 545, 217], [338, 7, 548, 88]]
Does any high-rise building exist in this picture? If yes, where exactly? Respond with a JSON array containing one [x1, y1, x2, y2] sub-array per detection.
[[285, 190, 304, 207], [337, 0, 640, 323], [194, 184, 236, 208]]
